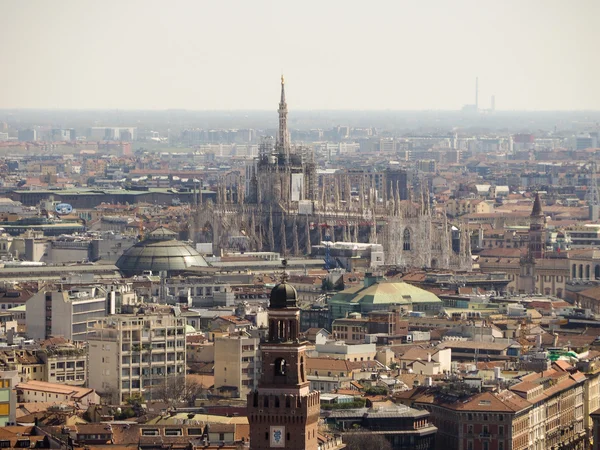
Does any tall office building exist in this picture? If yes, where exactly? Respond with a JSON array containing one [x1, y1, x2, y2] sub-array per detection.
[[214, 333, 260, 397], [26, 286, 109, 341]]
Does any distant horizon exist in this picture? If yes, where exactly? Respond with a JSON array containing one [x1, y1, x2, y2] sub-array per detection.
[[2, 108, 600, 113]]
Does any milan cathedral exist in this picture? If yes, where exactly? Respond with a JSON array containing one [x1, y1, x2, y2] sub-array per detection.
[[191, 77, 470, 270]]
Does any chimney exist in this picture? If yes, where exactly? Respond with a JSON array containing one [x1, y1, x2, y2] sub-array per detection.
[[494, 366, 501, 380], [553, 333, 559, 347], [427, 352, 431, 363]]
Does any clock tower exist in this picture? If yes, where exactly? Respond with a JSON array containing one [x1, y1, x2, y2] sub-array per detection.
[[247, 264, 320, 449]]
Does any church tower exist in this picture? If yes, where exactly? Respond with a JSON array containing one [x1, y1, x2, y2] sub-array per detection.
[[528, 192, 546, 259], [247, 262, 320, 449]]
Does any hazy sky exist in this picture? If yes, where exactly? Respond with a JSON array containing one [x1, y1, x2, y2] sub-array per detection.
[[1, 0, 599, 110]]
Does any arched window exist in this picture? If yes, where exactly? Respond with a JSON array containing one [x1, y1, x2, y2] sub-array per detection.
[[596, 265, 600, 280], [403, 228, 411, 251], [586, 265, 591, 280], [573, 264, 577, 279], [579, 264, 584, 279], [300, 356, 305, 382], [274, 358, 287, 377]]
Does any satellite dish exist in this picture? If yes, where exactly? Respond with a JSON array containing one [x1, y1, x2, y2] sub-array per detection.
[[55, 203, 73, 215]]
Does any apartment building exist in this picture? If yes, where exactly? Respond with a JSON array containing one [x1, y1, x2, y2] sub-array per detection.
[[0, 340, 87, 386], [0, 349, 45, 383], [26, 286, 108, 341], [446, 199, 494, 218], [510, 363, 586, 450], [576, 357, 600, 442], [0, 370, 18, 426], [332, 310, 408, 344], [401, 362, 587, 450], [214, 332, 260, 397], [406, 388, 531, 450], [38, 340, 87, 386], [161, 277, 236, 307], [87, 310, 187, 404]]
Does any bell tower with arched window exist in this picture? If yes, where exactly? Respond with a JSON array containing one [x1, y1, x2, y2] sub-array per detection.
[[247, 261, 320, 449]]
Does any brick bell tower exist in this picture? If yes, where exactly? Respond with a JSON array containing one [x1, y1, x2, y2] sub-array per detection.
[[247, 261, 320, 449]]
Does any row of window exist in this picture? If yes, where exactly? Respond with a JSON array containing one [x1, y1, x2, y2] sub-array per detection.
[[50, 361, 85, 370], [50, 374, 85, 382]]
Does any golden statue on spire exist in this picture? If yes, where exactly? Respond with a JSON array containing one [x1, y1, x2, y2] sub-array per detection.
[[281, 74, 285, 85]]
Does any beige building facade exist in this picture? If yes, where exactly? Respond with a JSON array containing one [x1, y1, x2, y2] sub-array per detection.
[[214, 333, 260, 397], [87, 312, 187, 403]]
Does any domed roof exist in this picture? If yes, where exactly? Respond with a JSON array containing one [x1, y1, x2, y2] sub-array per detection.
[[116, 227, 208, 276], [269, 282, 298, 309]]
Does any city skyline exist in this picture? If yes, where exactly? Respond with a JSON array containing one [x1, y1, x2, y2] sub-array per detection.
[[1, 0, 599, 111]]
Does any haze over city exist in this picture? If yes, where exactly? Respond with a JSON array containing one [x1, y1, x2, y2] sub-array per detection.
[[2, 0, 599, 110], [3, 3, 600, 450]]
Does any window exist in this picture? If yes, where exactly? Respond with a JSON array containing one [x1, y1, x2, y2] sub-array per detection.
[[274, 358, 287, 377], [403, 228, 411, 251], [142, 429, 159, 436], [164, 429, 182, 436]]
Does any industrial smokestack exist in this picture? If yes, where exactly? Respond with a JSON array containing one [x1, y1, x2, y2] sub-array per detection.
[[491, 95, 495, 111]]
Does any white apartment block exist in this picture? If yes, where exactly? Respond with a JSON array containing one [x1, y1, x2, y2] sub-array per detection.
[[26, 286, 108, 341], [87, 312, 186, 404], [159, 277, 235, 307]]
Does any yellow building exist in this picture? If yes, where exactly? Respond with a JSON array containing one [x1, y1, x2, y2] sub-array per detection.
[[214, 332, 260, 397]]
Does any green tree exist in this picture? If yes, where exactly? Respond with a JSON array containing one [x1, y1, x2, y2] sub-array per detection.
[[322, 278, 334, 291]]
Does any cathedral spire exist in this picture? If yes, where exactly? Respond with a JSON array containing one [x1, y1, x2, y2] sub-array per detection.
[[531, 191, 543, 217], [278, 75, 290, 158]]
